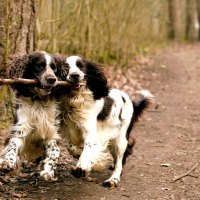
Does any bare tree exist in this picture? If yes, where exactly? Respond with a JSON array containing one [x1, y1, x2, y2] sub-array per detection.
[[0, 0, 36, 124]]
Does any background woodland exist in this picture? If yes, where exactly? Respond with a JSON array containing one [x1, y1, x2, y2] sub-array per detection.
[[0, 0, 200, 125]]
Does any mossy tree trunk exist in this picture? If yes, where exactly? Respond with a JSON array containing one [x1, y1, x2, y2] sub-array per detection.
[[0, 0, 36, 127]]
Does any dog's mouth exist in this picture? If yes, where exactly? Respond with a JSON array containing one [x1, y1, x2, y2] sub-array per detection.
[[67, 79, 82, 90], [42, 85, 53, 93], [35, 84, 54, 95], [72, 83, 81, 90]]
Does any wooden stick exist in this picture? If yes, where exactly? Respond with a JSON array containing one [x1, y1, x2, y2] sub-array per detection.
[[0, 78, 70, 86], [172, 163, 199, 182], [187, 174, 199, 178], [0, 78, 37, 85]]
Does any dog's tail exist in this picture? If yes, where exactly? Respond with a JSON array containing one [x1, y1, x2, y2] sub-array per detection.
[[123, 89, 154, 165], [133, 89, 154, 122]]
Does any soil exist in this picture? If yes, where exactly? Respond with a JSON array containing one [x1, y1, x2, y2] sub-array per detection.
[[1, 43, 200, 200]]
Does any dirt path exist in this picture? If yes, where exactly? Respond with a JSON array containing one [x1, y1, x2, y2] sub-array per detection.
[[1, 44, 200, 199], [126, 43, 200, 200]]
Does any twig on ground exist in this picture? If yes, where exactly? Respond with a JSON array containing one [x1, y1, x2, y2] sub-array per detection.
[[188, 174, 199, 178], [172, 163, 199, 182]]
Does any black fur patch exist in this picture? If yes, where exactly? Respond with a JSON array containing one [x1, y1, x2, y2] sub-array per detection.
[[132, 98, 151, 122], [76, 59, 87, 73], [84, 59, 109, 100], [119, 108, 123, 122], [122, 95, 126, 103], [51, 54, 73, 98], [97, 96, 114, 121], [52, 54, 69, 81]]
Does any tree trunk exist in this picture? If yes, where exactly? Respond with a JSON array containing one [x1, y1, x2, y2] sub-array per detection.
[[186, 0, 199, 41], [0, 0, 36, 124], [195, 0, 200, 40], [169, 0, 186, 40], [9, 0, 36, 55], [0, 0, 7, 67]]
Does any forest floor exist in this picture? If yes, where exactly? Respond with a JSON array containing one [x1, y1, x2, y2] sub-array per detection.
[[0, 43, 200, 200]]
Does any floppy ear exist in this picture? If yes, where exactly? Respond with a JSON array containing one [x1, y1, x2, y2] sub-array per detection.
[[85, 59, 109, 99], [6, 54, 29, 78], [52, 54, 68, 81]]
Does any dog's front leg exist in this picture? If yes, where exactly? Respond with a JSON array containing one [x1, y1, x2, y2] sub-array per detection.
[[72, 135, 99, 177], [0, 137, 24, 171], [0, 104, 34, 171], [40, 139, 60, 181], [71, 119, 100, 177], [71, 100, 106, 178], [0, 118, 30, 171]]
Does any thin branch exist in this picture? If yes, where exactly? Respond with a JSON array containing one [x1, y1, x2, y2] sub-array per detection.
[[187, 174, 199, 178], [0, 78, 74, 86], [172, 163, 199, 182]]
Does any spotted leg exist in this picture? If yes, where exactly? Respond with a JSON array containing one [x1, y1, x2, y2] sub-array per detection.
[[0, 106, 33, 171], [0, 137, 23, 171], [40, 139, 60, 181]]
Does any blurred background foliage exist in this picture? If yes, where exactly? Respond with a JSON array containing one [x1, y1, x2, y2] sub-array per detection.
[[37, 0, 171, 65], [36, 0, 200, 65], [1, 0, 200, 126]]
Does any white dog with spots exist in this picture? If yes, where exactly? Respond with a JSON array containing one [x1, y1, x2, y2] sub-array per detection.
[[54, 55, 154, 187]]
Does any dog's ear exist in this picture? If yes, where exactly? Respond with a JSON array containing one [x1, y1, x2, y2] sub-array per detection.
[[6, 54, 29, 78], [52, 54, 69, 81], [85, 59, 109, 99]]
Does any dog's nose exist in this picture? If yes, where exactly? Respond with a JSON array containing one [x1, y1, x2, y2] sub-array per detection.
[[70, 73, 80, 81], [47, 77, 57, 84]]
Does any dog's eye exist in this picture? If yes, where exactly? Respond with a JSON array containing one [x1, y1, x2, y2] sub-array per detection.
[[64, 63, 69, 69], [76, 61, 84, 69], [35, 62, 45, 71], [51, 63, 57, 73]]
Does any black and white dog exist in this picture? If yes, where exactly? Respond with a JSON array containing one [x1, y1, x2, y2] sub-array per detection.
[[0, 51, 60, 181], [55, 55, 154, 187]]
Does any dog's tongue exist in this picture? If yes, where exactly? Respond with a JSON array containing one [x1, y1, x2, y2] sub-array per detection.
[[73, 83, 81, 89]]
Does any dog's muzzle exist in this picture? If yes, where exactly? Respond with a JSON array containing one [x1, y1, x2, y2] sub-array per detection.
[[46, 76, 57, 85], [37, 74, 58, 95], [68, 73, 81, 83], [67, 73, 84, 90]]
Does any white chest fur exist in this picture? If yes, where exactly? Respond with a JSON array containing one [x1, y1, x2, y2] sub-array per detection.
[[14, 97, 59, 141]]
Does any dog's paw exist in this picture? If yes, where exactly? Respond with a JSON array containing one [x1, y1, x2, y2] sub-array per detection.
[[103, 177, 119, 188], [71, 167, 89, 178], [0, 158, 16, 172], [40, 169, 57, 181]]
